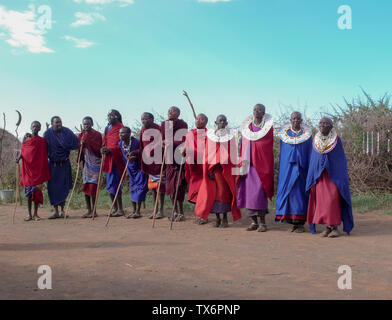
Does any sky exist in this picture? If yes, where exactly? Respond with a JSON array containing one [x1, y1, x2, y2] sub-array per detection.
[[0, 0, 391, 135]]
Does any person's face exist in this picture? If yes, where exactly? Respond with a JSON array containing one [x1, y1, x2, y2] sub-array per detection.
[[319, 118, 333, 136], [83, 119, 92, 131], [168, 107, 179, 121], [141, 114, 153, 129], [31, 122, 41, 135], [215, 115, 227, 130], [52, 118, 62, 132], [195, 114, 207, 129], [119, 128, 130, 141], [290, 113, 302, 130], [107, 112, 117, 125], [253, 105, 265, 120]]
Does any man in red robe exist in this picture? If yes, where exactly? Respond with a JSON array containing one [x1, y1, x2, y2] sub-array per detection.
[[78, 116, 102, 218], [183, 113, 208, 224], [161, 107, 188, 222], [195, 115, 241, 228], [139, 112, 166, 219], [101, 109, 125, 217], [17, 121, 50, 221]]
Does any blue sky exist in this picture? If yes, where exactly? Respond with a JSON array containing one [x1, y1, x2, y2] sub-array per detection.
[[0, 0, 391, 135]]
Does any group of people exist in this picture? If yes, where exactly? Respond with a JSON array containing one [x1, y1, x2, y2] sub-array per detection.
[[16, 103, 354, 238]]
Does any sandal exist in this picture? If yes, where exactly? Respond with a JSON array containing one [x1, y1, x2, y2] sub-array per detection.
[[175, 214, 185, 222], [246, 223, 259, 231], [199, 218, 208, 225], [24, 216, 33, 221], [258, 224, 268, 232], [133, 212, 142, 219]]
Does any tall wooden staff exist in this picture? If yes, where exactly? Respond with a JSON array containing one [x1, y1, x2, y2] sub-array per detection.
[[152, 145, 167, 228], [105, 158, 130, 227], [12, 110, 22, 224], [92, 154, 105, 220], [183, 91, 197, 120], [169, 155, 185, 230], [93, 126, 108, 220], [64, 126, 83, 223]]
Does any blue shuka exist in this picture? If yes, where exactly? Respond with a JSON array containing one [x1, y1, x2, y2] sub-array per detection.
[[44, 127, 78, 206], [275, 126, 313, 222], [120, 138, 148, 202], [306, 135, 354, 235]]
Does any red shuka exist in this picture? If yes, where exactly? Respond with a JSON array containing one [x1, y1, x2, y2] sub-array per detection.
[[102, 122, 125, 174], [139, 123, 163, 176], [239, 126, 274, 200], [185, 128, 207, 203], [20, 136, 50, 186], [78, 128, 103, 159], [195, 136, 242, 222]]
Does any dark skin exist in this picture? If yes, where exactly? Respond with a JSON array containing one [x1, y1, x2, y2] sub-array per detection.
[[290, 112, 303, 132], [253, 104, 265, 125], [210, 115, 229, 228], [181, 114, 208, 157], [101, 111, 124, 215], [16, 121, 42, 221], [49, 117, 66, 217], [168, 107, 180, 121], [101, 112, 118, 155], [119, 128, 142, 217], [80, 118, 97, 218], [319, 117, 333, 136], [141, 113, 165, 216], [165, 107, 184, 219], [141, 113, 154, 129]]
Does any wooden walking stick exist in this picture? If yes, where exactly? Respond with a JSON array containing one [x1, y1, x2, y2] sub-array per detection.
[[169, 155, 185, 230], [105, 158, 130, 227], [92, 126, 108, 220], [12, 110, 22, 224], [92, 154, 105, 220], [63, 138, 84, 223], [183, 90, 197, 120], [152, 145, 167, 228]]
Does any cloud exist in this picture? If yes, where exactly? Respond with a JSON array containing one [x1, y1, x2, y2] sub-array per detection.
[[197, 0, 231, 2], [64, 35, 96, 48], [73, 0, 135, 7], [71, 12, 106, 27], [0, 5, 54, 53]]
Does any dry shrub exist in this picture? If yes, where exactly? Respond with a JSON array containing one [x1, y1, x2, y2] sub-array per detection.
[[330, 91, 392, 193]]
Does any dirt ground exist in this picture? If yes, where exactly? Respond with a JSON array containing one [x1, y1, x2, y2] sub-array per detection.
[[0, 204, 391, 300]]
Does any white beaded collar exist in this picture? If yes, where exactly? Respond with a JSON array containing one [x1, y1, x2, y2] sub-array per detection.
[[240, 113, 273, 141], [207, 128, 236, 143]]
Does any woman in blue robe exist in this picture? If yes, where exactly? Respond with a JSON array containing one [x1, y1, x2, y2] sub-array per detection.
[[306, 117, 354, 237], [119, 127, 148, 219], [44, 116, 78, 219], [275, 112, 313, 232]]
